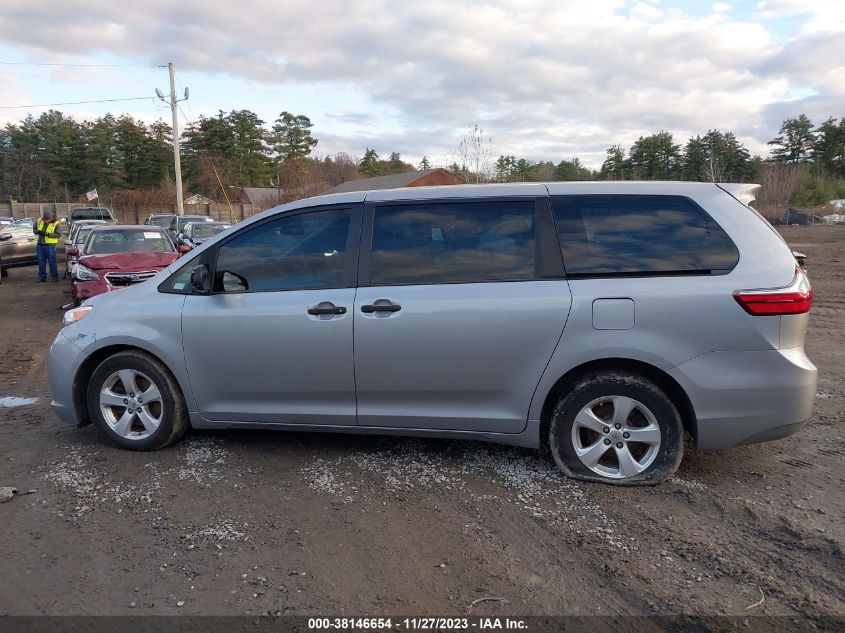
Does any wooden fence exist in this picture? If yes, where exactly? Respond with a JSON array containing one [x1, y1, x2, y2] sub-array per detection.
[[0, 201, 274, 225]]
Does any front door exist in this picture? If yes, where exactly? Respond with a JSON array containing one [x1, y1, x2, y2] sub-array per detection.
[[182, 205, 360, 425], [354, 197, 572, 434]]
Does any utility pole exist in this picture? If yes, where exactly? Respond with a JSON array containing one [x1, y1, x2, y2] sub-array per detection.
[[156, 63, 189, 215]]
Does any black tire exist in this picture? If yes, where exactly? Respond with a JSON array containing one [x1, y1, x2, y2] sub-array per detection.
[[548, 371, 683, 485], [87, 350, 189, 450]]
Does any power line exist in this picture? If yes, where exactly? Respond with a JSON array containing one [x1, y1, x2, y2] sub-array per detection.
[[0, 96, 156, 109], [0, 61, 165, 68]]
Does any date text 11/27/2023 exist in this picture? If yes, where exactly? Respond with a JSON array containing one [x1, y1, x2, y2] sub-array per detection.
[[307, 617, 528, 630]]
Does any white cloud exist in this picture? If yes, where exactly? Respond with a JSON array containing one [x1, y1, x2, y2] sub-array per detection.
[[0, 0, 842, 167], [756, 0, 845, 33]]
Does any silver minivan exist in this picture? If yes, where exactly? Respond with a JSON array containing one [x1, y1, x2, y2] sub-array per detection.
[[48, 182, 817, 484]]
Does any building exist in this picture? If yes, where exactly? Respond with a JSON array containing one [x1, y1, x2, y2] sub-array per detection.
[[829, 199, 845, 209], [326, 168, 464, 194], [184, 194, 214, 205], [235, 183, 330, 208]]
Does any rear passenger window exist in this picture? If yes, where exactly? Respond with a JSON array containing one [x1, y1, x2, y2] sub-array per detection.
[[369, 200, 536, 285], [551, 195, 738, 276]]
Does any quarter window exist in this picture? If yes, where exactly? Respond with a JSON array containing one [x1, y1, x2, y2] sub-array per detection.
[[551, 195, 738, 276], [369, 201, 536, 285], [213, 208, 351, 292], [159, 258, 195, 295]]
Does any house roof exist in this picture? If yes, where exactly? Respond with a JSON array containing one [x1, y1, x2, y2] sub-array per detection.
[[241, 187, 286, 206], [184, 193, 213, 205], [326, 169, 443, 194]]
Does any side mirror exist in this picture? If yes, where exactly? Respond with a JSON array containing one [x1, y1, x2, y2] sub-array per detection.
[[0, 233, 11, 241], [190, 264, 211, 294], [67, 246, 79, 256], [178, 245, 191, 254]]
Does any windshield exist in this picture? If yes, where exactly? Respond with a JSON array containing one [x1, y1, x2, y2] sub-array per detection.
[[86, 229, 174, 255], [71, 208, 110, 221], [192, 224, 230, 238], [179, 216, 211, 230], [148, 215, 174, 228], [74, 226, 96, 244]]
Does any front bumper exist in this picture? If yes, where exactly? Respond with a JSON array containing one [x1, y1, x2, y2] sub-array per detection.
[[670, 347, 817, 451], [48, 329, 88, 425], [72, 278, 109, 305]]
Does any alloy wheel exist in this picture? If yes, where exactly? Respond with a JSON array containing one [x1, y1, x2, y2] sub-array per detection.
[[99, 369, 164, 440], [570, 395, 662, 479]]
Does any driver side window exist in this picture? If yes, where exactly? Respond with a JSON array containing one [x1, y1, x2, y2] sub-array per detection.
[[213, 208, 351, 293]]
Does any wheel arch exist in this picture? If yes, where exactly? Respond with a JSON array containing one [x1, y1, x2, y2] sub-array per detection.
[[72, 344, 186, 427], [538, 358, 697, 445]]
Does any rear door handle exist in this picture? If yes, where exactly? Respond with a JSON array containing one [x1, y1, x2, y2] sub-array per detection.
[[361, 302, 401, 313], [307, 304, 346, 316]]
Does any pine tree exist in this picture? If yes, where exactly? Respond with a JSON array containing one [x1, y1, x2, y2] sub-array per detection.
[[812, 118, 845, 177], [360, 148, 381, 176], [598, 145, 627, 180], [628, 131, 680, 180], [270, 111, 318, 162], [768, 114, 815, 163]]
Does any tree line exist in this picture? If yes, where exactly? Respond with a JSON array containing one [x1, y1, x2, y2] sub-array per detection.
[[1, 109, 843, 207]]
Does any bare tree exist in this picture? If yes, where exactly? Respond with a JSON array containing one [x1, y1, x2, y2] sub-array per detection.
[[455, 123, 493, 183], [757, 162, 806, 207], [704, 152, 727, 183]]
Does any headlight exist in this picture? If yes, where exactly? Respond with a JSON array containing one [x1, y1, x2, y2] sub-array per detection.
[[74, 263, 99, 281], [63, 305, 92, 326]]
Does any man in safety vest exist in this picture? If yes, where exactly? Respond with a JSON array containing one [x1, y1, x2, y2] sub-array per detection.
[[34, 210, 62, 282]]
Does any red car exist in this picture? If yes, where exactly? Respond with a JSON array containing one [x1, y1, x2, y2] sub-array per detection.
[[70, 225, 180, 306]]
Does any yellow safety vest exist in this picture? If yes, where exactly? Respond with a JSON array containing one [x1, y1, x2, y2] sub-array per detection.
[[36, 219, 60, 245]]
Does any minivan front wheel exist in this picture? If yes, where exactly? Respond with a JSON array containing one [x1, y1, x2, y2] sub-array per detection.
[[549, 372, 683, 485], [87, 350, 189, 450]]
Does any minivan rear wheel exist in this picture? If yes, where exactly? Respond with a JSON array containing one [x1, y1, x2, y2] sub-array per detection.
[[549, 372, 683, 485], [87, 350, 189, 450]]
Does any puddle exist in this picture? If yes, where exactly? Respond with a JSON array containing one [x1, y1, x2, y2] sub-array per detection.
[[0, 396, 39, 408]]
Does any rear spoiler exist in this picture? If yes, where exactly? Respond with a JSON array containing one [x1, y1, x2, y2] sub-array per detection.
[[717, 183, 761, 206]]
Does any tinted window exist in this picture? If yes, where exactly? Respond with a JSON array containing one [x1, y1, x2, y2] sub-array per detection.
[[214, 209, 350, 293], [192, 223, 230, 238], [551, 195, 738, 276], [148, 215, 174, 228], [86, 229, 174, 254], [71, 208, 110, 221], [176, 216, 208, 231], [370, 201, 536, 285]]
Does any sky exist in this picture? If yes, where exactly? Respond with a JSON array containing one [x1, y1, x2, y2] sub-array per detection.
[[0, 0, 842, 170]]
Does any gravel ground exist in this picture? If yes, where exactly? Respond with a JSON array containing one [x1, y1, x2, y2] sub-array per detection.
[[0, 226, 842, 620]]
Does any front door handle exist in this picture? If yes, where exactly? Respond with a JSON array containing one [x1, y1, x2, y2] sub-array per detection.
[[307, 304, 346, 316], [361, 302, 401, 314]]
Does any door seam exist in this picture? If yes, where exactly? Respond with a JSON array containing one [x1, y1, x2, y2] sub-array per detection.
[[351, 286, 359, 425]]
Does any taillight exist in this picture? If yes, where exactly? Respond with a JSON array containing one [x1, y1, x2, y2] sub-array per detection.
[[734, 266, 813, 315]]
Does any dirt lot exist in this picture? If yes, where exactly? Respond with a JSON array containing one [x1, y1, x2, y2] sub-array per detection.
[[0, 226, 842, 620]]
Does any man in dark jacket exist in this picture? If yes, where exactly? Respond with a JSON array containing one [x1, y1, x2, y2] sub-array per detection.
[[34, 210, 62, 282]]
